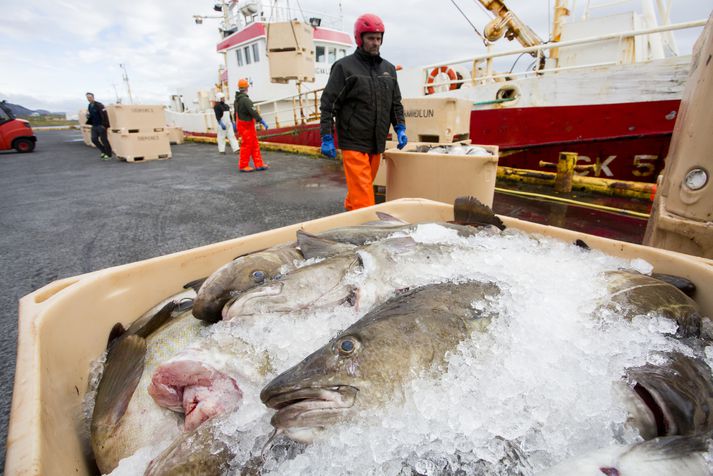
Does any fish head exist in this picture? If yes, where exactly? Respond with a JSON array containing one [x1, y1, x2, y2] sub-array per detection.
[[193, 251, 296, 322], [260, 285, 475, 442]]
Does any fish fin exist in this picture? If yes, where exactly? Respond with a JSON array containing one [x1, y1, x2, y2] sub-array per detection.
[[451, 196, 506, 230], [375, 212, 407, 223], [125, 300, 178, 339], [106, 322, 126, 349], [183, 277, 207, 293], [381, 236, 418, 252], [297, 230, 357, 260], [651, 273, 696, 298], [574, 239, 590, 250], [92, 335, 146, 431]]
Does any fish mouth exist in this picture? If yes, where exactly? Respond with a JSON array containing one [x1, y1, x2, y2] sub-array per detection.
[[264, 386, 358, 440]]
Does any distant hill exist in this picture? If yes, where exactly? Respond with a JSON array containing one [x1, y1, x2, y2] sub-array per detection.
[[3, 102, 56, 116]]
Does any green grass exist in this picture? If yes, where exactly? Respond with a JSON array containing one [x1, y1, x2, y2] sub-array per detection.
[[22, 117, 79, 127]]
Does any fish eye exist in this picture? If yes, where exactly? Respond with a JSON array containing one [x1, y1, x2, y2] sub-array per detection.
[[251, 270, 266, 283], [337, 337, 357, 355]]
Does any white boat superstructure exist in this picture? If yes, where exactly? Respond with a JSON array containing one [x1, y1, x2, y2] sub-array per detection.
[[166, 0, 351, 134]]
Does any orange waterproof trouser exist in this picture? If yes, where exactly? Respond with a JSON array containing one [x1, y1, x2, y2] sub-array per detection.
[[237, 120, 265, 169], [341, 150, 381, 211]]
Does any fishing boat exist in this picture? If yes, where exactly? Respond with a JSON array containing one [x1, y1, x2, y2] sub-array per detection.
[[166, 0, 708, 183]]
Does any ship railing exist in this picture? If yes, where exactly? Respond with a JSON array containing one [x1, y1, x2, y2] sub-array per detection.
[[254, 87, 324, 129], [419, 18, 707, 94]]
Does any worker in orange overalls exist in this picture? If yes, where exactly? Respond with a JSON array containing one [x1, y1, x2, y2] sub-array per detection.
[[319, 13, 407, 210], [233, 78, 269, 173]]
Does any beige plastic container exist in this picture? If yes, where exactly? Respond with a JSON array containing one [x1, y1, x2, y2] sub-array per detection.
[[80, 125, 94, 147], [8, 198, 713, 476], [394, 97, 472, 143], [111, 130, 172, 163], [106, 105, 167, 131], [385, 144, 499, 206], [644, 17, 713, 258], [166, 126, 184, 145]]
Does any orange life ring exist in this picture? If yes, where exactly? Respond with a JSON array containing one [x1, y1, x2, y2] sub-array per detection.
[[426, 66, 458, 95]]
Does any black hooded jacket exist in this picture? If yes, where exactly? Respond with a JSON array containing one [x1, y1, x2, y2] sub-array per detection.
[[320, 48, 405, 154]]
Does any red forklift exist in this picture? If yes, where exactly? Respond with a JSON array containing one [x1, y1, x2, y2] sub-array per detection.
[[0, 100, 36, 153]]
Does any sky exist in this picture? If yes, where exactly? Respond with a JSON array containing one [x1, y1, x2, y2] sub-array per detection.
[[1, 0, 711, 114]]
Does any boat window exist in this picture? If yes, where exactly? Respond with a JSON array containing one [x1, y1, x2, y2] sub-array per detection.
[[328, 47, 336, 63], [338, 49, 346, 59], [236, 48, 243, 66], [0, 107, 9, 123], [316, 46, 325, 63], [244, 45, 252, 64], [252, 43, 259, 62]]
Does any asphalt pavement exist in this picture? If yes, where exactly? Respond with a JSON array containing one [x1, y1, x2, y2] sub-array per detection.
[[0, 129, 347, 472]]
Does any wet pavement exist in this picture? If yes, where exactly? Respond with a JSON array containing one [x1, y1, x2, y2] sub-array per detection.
[[0, 129, 649, 471]]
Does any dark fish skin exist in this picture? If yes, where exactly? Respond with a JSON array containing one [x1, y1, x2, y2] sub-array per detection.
[[193, 244, 303, 323], [144, 413, 233, 476], [260, 281, 501, 440], [626, 352, 713, 438], [604, 270, 703, 339]]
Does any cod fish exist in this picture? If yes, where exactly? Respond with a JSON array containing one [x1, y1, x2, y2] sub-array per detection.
[[193, 196, 505, 323], [191, 215, 407, 323], [90, 290, 208, 474], [149, 235, 470, 429], [539, 431, 713, 476], [260, 280, 502, 443], [620, 351, 713, 440], [602, 270, 703, 339]]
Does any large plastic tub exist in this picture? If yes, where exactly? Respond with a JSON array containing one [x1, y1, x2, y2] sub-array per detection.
[[6, 198, 713, 475], [384, 144, 499, 206]]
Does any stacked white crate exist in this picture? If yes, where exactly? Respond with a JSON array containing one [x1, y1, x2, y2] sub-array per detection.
[[78, 109, 94, 147], [106, 105, 171, 162]]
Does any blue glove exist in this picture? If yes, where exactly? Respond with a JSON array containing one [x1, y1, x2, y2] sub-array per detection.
[[395, 124, 408, 150], [219, 120, 227, 131], [232, 122, 237, 133], [321, 134, 336, 159], [260, 119, 269, 130]]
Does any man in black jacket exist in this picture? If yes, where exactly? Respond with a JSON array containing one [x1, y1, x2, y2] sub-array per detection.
[[85, 92, 112, 160], [320, 13, 407, 210]]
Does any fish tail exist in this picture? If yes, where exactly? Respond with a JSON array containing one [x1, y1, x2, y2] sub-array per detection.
[[452, 196, 506, 230]]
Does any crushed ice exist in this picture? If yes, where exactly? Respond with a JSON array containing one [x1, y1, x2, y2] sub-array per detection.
[[100, 223, 710, 475]]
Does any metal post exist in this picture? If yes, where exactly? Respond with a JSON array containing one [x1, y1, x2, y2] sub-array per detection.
[[554, 152, 577, 193], [313, 90, 319, 120], [292, 97, 298, 126], [297, 81, 305, 124]]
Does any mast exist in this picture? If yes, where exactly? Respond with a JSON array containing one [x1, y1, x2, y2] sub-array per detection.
[[550, 0, 571, 63]]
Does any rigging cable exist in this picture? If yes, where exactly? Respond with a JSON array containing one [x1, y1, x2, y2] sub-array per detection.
[[450, 0, 489, 46]]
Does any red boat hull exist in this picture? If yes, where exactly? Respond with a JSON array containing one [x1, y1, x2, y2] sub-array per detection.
[[247, 99, 682, 183]]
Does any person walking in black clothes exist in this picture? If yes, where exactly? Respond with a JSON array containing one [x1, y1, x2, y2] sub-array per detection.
[[85, 92, 112, 160]]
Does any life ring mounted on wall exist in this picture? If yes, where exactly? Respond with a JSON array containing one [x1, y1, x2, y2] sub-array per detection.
[[426, 66, 459, 95]]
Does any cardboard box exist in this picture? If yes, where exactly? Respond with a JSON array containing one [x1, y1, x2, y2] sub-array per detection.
[[106, 104, 167, 130], [110, 130, 172, 163], [394, 97, 472, 143], [384, 143, 498, 206], [7, 198, 713, 476], [166, 126, 184, 145], [266, 20, 313, 52], [268, 49, 316, 83]]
